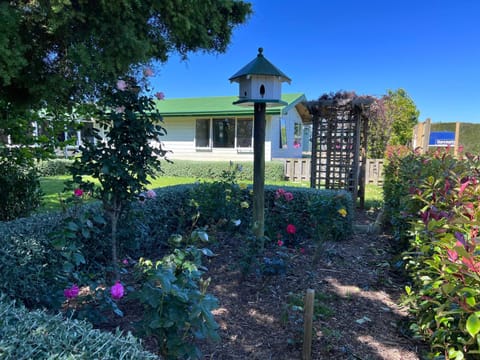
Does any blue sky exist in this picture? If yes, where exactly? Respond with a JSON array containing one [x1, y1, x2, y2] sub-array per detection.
[[152, 0, 480, 123]]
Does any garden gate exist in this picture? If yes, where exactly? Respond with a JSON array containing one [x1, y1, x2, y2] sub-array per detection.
[[307, 93, 373, 208]]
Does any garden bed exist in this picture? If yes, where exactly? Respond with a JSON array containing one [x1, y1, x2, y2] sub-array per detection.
[[100, 209, 428, 359]]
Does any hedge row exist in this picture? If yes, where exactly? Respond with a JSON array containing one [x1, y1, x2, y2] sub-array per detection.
[[0, 295, 159, 360], [158, 159, 286, 182], [35, 158, 287, 182], [0, 184, 353, 309]]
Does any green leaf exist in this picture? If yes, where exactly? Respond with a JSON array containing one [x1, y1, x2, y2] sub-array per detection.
[[199, 248, 214, 257], [466, 297, 476, 307], [73, 252, 86, 265], [66, 221, 79, 232], [466, 313, 480, 337]]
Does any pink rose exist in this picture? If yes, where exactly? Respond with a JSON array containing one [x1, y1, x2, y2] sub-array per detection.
[[286, 224, 296, 235], [111, 281, 124, 300], [116, 80, 127, 91], [146, 189, 157, 199], [155, 92, 165, 100], [277, 240, 284, 247], [74, 188, 84, 197], [122, 258, 129, 265], [284, 192, 294, 202]]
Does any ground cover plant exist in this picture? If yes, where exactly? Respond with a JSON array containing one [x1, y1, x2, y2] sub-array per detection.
[[0, 295, 159, 360], [384, 146, 480, 359]]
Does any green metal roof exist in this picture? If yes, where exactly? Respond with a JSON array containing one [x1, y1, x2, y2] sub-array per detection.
[[229, 47, 291, 83], [155, 93, 306, 117]]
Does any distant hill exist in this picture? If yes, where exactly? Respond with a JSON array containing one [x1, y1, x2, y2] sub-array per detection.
[[431, 122, 480, 154]]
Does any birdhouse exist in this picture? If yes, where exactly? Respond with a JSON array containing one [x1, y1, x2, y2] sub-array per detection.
[[229, 48, 291, 107]]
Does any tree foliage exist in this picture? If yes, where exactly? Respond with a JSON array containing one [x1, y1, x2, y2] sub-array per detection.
[[0, 0, 252, 166], [1, 0, 252, 107], [69, 78, 168, 276], [367, 88, 419, 158]]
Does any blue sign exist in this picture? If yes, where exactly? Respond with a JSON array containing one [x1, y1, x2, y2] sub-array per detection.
[[429, 131, 455, 147]]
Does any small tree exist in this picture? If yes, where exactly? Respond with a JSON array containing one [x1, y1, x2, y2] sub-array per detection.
[[367, 88, 419, 158], [69, 76, 168, 278]]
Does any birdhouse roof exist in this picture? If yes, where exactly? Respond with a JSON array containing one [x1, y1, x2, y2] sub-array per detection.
[[229, 48, 291, 84]]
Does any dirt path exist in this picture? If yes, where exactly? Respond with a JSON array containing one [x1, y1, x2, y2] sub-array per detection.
[[199, 212, 427, 359]]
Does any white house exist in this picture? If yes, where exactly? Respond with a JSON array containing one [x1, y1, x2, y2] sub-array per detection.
[[154, 92, 311, 161]]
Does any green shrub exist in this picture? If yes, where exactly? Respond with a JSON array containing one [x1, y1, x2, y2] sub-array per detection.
[[0, 160, 43, 221], [118, 184, 197, 258], [0, 295, 159, 360], [158, 160, 285, 182], [36, 158, 74, 176], [0, 212, 66, 309], [385, 148, 480, 358], [188, 164, 252, 232], [264, 186, 353, 244], [131, 231, 219, 359]]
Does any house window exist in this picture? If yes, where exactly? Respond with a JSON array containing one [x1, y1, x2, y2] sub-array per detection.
[[279, 118, 287, 148], [213, 118, 235, 148], [236, 118, 253, 148], [195, 118, 253, 149], [195, 119, 210, 147], [293, 123, 302, 149]]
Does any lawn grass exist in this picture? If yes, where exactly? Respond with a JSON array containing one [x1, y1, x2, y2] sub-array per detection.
[[38, 175, 197, 213], [39, 175, 383, 213]]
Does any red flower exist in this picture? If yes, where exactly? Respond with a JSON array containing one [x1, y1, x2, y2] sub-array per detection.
[[286, 224, 296, 235], [275, 188, 286, 199], [284, 192, 294, 202], [277, 240, 284, 247]]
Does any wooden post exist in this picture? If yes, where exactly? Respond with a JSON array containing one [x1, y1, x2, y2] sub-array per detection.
[[253, 102, 266, 240], [302, 289, 315, 360], [454, 121, 460, 157], [422, 118, 431, 154]]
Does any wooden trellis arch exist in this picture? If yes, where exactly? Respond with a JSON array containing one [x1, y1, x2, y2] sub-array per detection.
[[307, 94, 373, 208]]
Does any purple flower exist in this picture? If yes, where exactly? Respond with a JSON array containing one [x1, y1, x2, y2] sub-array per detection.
[[155, 92, 165, 100], [74, 188, 84, 197], [64, 284, 79, 299], [111, 281, 124, 300]]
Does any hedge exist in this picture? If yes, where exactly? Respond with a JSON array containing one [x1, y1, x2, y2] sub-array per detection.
[[35, 158, 287, 182], [0, 295, 159, 360], [157, 159, 285, 182]]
